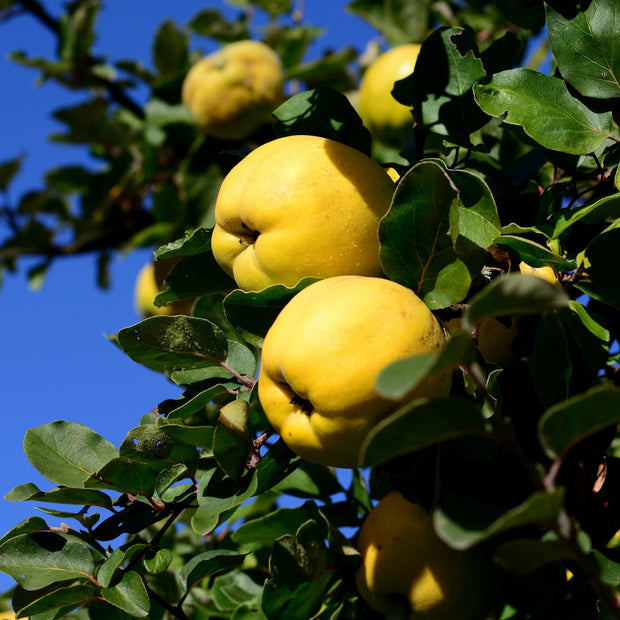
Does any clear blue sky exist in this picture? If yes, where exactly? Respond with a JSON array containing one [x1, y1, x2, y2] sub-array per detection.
[[0, 0, 378, 592]]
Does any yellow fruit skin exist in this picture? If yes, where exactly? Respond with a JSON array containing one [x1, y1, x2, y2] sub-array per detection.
[[134, 261, 194, 318], [211, 135, 396, 292], [182, 40, 284, 140], [519, 261, 558, 284], [358, 44, 421, 146], [257, 276, 451, 468], [356, 491, 495, 620]]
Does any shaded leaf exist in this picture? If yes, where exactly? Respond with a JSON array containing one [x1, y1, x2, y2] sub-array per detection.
[[180, 550, 246, 591], [393, 26, 489, 146], [434, 489, 566, 550], [538, 385, 620, 460], [85, 457, 157, 496], [347, 0, 429, 45], [0, 154, 24, 191], [223, 279, 316, 347], [474, 68, 614, 154], [0, 532, 95, 590], [23, 421, 118, 488], [577, 228, 620, 310], [5, 483, 113, 509], [273, 87, 371, 156], [494, 538, 578, 575], [530, 313, 572, 409], [494, 235, 575, 270], [463, 273, 569, 329], [153, 19, 188, 75], [359, 397, 488, 467], [14, 583, 100, 618], [376, 331, 476, 401]]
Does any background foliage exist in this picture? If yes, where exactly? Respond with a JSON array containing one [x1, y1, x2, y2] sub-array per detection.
[[1, 0, 619, 618]]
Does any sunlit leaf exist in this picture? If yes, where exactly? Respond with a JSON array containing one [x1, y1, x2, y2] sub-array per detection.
[[101, 570, 150, 617], [474, 68, 614, 154], [23, 421, 118, 488]]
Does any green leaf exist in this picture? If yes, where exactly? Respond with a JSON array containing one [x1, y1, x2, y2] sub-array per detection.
[[14, 583, 100, 618], [155, 253, 235, 305], [180, 550, 246, 591], [495, 0, 546, 30], [255, 439, 302, 495], [448, 168, 501, 251], [158, 382, 237, 421], [188, 9, 250, 42], [379, 160, 482, 309], [113, 315, 228, 373], [552, 193, 620, 239], [376, 331, 475, 401], [158, 422, 216, 447], [101, 570, 150, 617], [463, 273, 569, 330], [223, 279, 316, 347], [359, 398, 488, 467], [0, 154, 24, 191], [577, 228, 620, 310], [558, 301, 610, 372], [0, 532, 95, 590], [85, 457, 157, 496], [434, 489, 566, 550], [493, 538, 578, 575], [0, 516, 49, 547], [474, 68, 614, 154], [213, 422, 252, 481], [346, 0, 430, 45], [538, 385, 620, 460], [4, 483, 113, 509], [393, 26, 488, 146], [232, 501, 325, 547], [494, 235, 576, 270], [273, 87, 371, 156], [144, 548, 173, 574], [23, 421, 118, 488], [530, 313, 572, 409], [546, 1, 620, 98], [273, 461, 341, 500], [153, 19, 188, 75], [211, 571, 263, 612]]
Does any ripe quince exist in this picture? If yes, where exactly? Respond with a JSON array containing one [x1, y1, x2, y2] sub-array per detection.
[[358, 44, 421, 147], [211, 135, 396, 292], [356, 490, 497, 620], [519, 261, 558, 284], [257, 276, 451, 468], [134, 260, 194, 318], [182, 40, 284, 141]]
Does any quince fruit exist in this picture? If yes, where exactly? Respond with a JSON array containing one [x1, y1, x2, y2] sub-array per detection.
[[356, 490, 496, 620], [211, 135, 396, 292], [358, 44, 421, 146], [519, 261, 558, 284], [181, 40, 284, 140], [257, 276, 450, 468], [134, 260, 194, 318]]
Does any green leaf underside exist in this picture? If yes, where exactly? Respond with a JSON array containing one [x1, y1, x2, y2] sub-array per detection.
[[493, 538, 579, 575], [180, 550, 246, 591], [114, 315, 228, 373], [474, 68, 613, 154], [538, 385, 620, 459], [101, 570, 150, 616], [360, 397, 488, 466], [464, 273, 570, 329], [434, 488, 566, 550]]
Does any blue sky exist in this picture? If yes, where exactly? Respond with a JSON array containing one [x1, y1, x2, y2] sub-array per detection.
[[0, 0, 378, 592]]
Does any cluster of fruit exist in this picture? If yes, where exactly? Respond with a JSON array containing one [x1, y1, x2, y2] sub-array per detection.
[[133, 40, 560, 619]]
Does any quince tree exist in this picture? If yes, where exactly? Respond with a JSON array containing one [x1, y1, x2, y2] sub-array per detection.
[[1, 1, 620, 619]]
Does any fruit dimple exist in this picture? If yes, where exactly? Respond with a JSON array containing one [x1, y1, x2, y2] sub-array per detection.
[[290, 394, 313, 415]]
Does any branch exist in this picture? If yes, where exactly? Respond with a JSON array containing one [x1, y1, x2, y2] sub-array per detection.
[[15, 0, 145, 119]]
